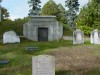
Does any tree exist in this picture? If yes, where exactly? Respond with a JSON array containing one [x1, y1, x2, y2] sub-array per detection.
[[28, 0, 41, 16], [65, 0, 79, 30], [76, 0, 100, 35], [0, 17, 29, 36], [41, 0, 68, 24], [92, 0, 100, 27], [41, 0, 59, 16], [57, 3, 67, 24], [1, 7, 9, 20], [77, 3, 96, 27]]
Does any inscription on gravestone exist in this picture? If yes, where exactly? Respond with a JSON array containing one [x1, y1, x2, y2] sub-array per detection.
[[32, 55, 55, 75]]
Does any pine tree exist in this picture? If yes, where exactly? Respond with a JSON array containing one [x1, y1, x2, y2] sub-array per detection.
[[28, 0, 41, 16], [65, 0, 79, 30]]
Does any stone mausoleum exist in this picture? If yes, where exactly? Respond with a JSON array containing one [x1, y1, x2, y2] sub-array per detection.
[[23, 16, 63, 41]]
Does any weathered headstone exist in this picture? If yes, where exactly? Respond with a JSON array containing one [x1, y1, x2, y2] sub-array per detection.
[[32, 55, 55, 75], [3, 31, 20, 43], [73, 29, 84, 44], [90, 29, 100, 44]]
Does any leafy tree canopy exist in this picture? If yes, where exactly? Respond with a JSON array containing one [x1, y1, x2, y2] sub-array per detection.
[[76, 0, 100, 35], [1, 7, 9, 20], [41, 0, 67, 24], [57, 3, 67, 24], [41, 0, 59, 16]]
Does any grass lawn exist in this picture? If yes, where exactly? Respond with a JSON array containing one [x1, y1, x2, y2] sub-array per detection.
[[0, 38, 100, 75]]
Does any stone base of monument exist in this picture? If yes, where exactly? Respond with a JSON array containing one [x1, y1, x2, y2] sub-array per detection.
[[23, 16, 63, 41]]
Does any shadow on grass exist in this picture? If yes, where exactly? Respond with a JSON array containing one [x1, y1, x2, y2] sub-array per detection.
[[56, 69, 100, 75], [56, 70, 68, 75]]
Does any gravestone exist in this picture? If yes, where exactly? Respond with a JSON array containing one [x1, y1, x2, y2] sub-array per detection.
[[90, 29, 100, 44], [3, 31, 20, 43], [26, 46, 39, 51], [0, 60, 9, 64], [32, 55, 55, 75], [73, 29, 84, 44]]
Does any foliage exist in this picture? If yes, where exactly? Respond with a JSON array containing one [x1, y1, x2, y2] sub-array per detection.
[[28, 0, 41, 16], [76, 0, 100, 35], [41, 0, 59, 16], [78, 25, 93, 36], [12, 17, 30, 35], [0, 17, 29, 36], [65, 0, 79, 30], [41, 0, 68, 30], [63, 24, 73, 36], [1, 7, 9, 20], [0, 6, 28, 36], [57, 3, 67, 24], [77, 1, 97, 27]]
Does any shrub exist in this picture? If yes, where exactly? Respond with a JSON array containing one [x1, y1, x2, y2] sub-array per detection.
[[78, 25, 93, 36]]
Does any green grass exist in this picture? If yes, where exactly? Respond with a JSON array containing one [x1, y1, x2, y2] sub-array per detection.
[[0, 38, 100, 75], [0, 38, 73, 75]]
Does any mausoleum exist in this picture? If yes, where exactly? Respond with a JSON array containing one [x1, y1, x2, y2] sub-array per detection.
[[23, 16, 63, 41]]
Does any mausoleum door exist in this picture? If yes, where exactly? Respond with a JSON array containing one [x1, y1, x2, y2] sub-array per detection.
[[38, 28, 48, 41]]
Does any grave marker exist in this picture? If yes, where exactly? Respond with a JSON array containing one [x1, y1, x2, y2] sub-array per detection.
[[32, 55, 55, 75]]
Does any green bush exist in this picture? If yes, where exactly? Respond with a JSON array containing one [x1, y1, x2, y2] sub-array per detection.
[[0, 17, 29, 36], [78, 25, 93, 36], [63, 24, 73, 36]]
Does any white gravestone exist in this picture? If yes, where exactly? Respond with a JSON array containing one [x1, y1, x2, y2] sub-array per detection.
[[73, 29, 84, 44], [3, 31, 20, 43], [90, 29, 100, 44], [32, 55, 55, 75]]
